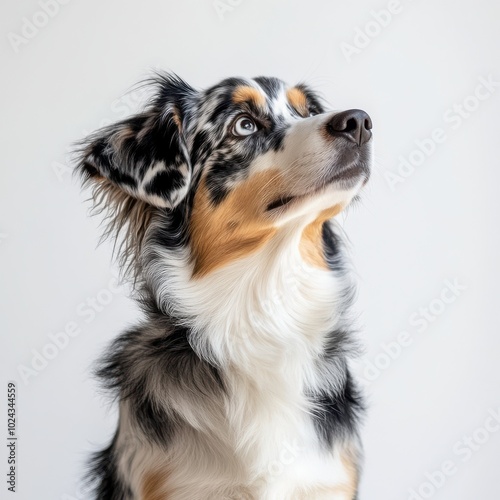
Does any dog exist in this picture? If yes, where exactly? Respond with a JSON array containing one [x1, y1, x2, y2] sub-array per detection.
[[76, 72, 372, 500]]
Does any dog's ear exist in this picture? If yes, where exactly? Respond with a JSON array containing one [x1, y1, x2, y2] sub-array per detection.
[[77, 73, 196, 209]]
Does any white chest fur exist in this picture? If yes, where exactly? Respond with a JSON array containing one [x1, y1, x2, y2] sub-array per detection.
[[144, 221, 357, 497]]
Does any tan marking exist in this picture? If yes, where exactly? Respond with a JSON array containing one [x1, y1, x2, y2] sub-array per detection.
[[190, 170, 287, 277], [300, 204, 345, 269], [172, 110, 182, 131], [232, 85, 266, 109], [141, 469, 169, 500], [338, 444, 360, 499], [287, 87, 309, 116]]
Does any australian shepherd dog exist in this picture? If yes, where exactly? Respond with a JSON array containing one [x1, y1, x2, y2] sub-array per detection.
[[76, 72, 373, 499]]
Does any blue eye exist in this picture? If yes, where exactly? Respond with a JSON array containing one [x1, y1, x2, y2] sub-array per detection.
[[233, 116, 258, 136]]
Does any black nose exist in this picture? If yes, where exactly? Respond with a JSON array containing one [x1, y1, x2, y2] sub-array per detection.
[[326, 109, 372, 146]]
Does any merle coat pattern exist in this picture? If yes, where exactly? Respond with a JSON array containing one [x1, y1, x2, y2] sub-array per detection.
[[77, 72, 372, 500]]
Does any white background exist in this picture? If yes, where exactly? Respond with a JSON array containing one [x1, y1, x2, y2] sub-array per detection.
[[1, 0, 500, 499]]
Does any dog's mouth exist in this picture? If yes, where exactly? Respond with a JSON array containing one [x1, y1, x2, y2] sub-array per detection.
[[330, 165, 367, 183], [265, 196, 295, 211], [265, 166, 367, 213]]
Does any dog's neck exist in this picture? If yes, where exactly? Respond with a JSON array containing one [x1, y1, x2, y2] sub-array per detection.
[[146, 215, 351, 383]]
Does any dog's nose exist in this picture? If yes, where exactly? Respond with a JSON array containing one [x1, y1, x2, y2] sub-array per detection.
[[326, 109, 372, 146]]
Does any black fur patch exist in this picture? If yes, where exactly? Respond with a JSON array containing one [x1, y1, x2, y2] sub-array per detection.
[[311, 371, 364, 447], [144, 169, 185, 199], [95, 312, 224, 447], [205, 152, 253, 204], [322, 222, 344, 271], [86, 435, 132, 500], [191, 129, 216, 167], [253, 76, 282, 99]]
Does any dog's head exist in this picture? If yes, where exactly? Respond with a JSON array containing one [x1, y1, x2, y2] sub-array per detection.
[[77, 73, 372, 280]]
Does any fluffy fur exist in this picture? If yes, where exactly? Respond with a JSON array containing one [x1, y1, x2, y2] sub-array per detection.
[[76, 72, 373, 499]]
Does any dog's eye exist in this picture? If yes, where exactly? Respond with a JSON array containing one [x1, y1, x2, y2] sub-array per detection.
[[309, 108, 319, 117], [232, 116, 258, 137]]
